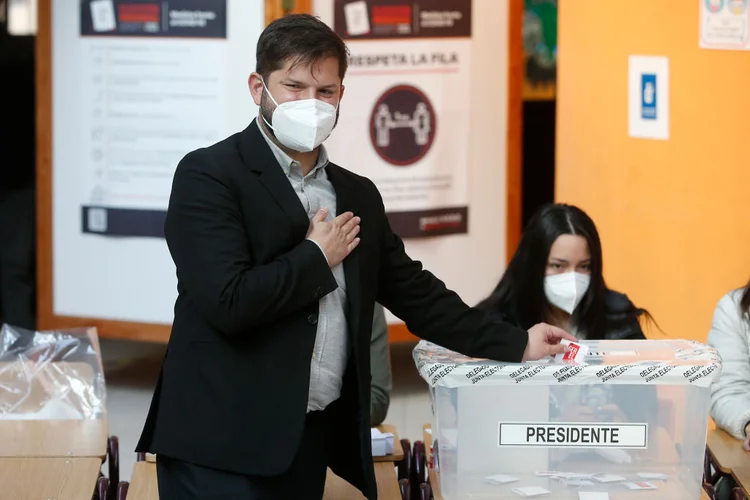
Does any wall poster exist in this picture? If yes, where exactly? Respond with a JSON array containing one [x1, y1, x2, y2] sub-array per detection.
[[326, 0, 472, 238], [699, 0, 750, 50], [78, 0, 231, 237]]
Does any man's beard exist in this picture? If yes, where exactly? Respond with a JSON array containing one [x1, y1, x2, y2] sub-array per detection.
[[259, 93, 341, 136]]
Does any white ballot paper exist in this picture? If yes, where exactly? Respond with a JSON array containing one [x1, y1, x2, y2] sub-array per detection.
[[579, 493, 610, 500], [485, 474, 520, 485], [370, 427, 395, 456], [555, 339, 590, 364], [511, 486, 550, 497]]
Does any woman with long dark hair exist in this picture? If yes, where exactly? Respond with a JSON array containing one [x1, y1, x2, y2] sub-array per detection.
[[477, 203, 651, 340], [477, 204, 657, 458]]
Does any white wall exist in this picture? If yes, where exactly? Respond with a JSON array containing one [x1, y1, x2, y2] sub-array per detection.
[[315, 0, 509, 323]]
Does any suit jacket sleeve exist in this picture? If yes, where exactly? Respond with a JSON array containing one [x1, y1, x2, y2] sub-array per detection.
[[371, 187, 528, 362], [164, 152, 338, 337], [369, 303, 392, 426]]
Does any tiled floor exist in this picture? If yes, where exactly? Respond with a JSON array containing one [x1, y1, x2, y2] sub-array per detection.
[[101, 338, 431, 482]]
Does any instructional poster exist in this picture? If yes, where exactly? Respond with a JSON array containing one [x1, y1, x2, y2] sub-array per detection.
[[52, 0, 262, 321], [326, 0, 472, 238], [78, 0, 231, 237], [699, 0, 750, 50]]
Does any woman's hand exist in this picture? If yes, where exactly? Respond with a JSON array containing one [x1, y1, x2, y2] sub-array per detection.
[[744, 423, 750, 452]]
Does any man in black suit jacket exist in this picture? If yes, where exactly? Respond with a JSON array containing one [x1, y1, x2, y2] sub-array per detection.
[[137, 14, 574, 500]]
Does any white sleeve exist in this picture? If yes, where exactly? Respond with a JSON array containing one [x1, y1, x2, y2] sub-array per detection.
[[708, 291, 750, 440]]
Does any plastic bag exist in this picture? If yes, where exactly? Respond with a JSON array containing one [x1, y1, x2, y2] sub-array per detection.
[[0, 324, 107, 419]]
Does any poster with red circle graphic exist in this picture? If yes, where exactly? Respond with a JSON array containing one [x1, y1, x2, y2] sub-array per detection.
[[326, 0, 472, 238], [369, 84, 437, 167]]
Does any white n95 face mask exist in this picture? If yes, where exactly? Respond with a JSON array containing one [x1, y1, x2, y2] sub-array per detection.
[[544, 272, 591, 314], [261, 79, 338, 153]]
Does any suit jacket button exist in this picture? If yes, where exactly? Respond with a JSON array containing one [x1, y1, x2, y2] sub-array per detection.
[[313, 287, 322, 298], [308, 314, 318, 325]]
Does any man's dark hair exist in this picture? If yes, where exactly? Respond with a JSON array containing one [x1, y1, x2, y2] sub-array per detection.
[[256, 14, 349, 81]]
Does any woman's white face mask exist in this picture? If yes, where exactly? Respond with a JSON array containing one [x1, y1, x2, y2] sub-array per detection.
[[544, 272, 591, 314]]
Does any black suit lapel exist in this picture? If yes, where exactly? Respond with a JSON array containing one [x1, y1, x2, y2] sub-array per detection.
[[239, 120, 309, 239], [326, 163, 362, 350]]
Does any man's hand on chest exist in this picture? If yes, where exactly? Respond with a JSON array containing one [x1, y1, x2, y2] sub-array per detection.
[[306, 207, 361, 268]]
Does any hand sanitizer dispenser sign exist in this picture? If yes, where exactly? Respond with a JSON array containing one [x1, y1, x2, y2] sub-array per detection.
[[413, 339, 721, 499]]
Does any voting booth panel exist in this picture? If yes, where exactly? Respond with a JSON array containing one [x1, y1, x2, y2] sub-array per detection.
[[414, 339, 721, 499]]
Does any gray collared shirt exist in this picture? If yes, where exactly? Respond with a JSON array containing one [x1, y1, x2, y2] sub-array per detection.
[[257, 118, 349, 413]]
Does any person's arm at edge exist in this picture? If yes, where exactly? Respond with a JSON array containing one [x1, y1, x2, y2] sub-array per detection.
[[707, 292, 750, 441], [164, 151, 338, 337], [370, 303, 392, 427]]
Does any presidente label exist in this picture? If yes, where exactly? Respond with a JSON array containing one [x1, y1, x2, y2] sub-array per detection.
[[498, 422, 649, 449]]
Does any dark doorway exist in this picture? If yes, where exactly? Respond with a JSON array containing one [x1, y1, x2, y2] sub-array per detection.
[[522, 100, 555, 228], [521, 0, 557, 228]]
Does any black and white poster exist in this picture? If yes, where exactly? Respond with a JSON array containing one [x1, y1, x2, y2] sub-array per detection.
[[77, 0, 230, 237]]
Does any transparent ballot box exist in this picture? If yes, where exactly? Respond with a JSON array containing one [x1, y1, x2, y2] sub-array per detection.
[[414, 339, 722, 499]]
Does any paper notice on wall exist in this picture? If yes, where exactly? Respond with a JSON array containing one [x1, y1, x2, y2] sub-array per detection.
[[700, 0, 750, 50], [90, 0, 116, 32], [326, 0, 472, 238], [78, 0, 230, 237], [628, 55, 669, 141]]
